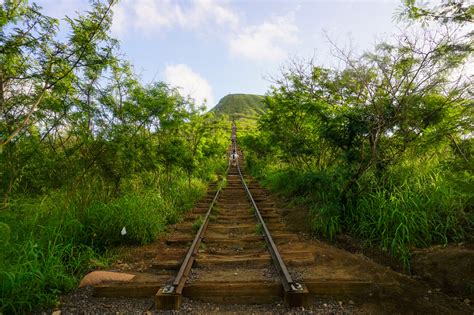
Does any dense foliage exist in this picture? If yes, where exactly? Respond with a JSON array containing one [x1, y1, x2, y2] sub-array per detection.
[[0, 1, 227, 313], [242, 16, 473, 269]]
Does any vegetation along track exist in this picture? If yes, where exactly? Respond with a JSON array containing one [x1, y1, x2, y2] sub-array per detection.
[[87, 123, 472, 314], [152, 122, 308, 308]]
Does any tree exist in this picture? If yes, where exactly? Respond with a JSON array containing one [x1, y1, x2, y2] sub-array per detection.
[[258, 27, 472, 215], [0, 0, 117, 147], [401, 0, 473, 24], [0, 0, 119, 202], [259, 61, 337, 170]]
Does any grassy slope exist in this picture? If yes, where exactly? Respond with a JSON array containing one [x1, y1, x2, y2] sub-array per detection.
[[210, 93, 265, 131], [211, 94, 264, 120]]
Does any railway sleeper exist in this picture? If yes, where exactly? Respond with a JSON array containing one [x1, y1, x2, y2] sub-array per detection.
[[193, 252, 315, 268], [92, 277, 376, 301], [172, 222, 286, 232], [165, 233, 298, 245], [152, 252, 314, 270]]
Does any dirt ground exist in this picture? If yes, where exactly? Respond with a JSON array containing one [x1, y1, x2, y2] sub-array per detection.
[[410, 244, 474, 298], [54, 234, 473, 314]]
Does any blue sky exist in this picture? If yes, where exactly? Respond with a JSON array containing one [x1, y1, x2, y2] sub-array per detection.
[[35, 0, 406, 109]]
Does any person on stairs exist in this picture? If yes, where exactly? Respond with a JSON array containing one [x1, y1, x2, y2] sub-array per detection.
[[231, 149, 238, 166]]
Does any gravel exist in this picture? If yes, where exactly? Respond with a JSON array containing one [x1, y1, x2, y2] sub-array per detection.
[[44, 286, 354, 315]]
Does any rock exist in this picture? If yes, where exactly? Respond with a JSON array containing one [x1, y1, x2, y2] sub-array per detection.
[[79, 271, 135, 287], [52, 311, 61, 315], [348, 300, 355, 305], [464, 299, 470, 305]]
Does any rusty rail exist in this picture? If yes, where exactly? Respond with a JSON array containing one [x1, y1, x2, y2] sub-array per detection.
[[236, 162, 303, 293], [157, 121, 306, 309], [231, 119, 301, 293], [162, 166, 229, 295]]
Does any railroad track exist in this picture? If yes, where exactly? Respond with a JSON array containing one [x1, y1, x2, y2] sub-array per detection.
[[156, 122, 309, 309], [92, 122, 376, 310]]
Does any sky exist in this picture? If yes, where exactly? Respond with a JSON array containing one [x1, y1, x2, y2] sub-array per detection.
[[34, 0, 407, 110]]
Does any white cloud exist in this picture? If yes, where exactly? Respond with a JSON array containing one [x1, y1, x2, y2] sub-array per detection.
[[229, 13, 298, 62], [163, 64, 214, 107], [191, 0, 239, 27], [35, 0, 89, 19], [112, 0, 238, 36], [110, 4, 127, 35]]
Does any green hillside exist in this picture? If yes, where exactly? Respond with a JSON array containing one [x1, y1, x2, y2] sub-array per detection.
[[211, 94, 265, 120]]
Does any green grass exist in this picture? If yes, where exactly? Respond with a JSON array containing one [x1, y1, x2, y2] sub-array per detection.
[[0, 222, 11, 245], [249, 206, 255, 215], [348, 169, 472, 269], [251, 162, 472, 270], [192, 215, 204, 232], [0, 240, 113, 313], [210, 94, 265, 121], [0, 172, 207, 314], [211, 205, 220, 214], [221, 177, 228, 188], [255, 223, 263, 235]]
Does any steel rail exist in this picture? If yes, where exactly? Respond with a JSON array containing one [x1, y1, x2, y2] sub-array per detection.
[[235, 154, 302, 293], [158, 122, 305, 309], [164, 165, 229, 295]]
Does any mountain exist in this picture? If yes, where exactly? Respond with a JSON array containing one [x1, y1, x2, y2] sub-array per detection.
[[210, 94, 265, 120]]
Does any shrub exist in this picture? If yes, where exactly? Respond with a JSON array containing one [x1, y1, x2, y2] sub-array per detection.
[[0, 173, 207, 313], [247, 159, 472, 270]]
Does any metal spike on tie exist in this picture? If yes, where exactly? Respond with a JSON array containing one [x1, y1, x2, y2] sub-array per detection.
[[291, 283, 303, 291]]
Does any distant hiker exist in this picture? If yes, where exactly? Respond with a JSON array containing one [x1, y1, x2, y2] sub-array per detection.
[[231, 149, 238, 166], [231, 134, 236, 143]]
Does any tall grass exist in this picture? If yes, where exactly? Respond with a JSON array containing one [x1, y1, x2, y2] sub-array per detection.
[[348, 168, 472, 269], [261, 169, 343, 241], [251, 160, 472, 270], [0, 172, 207, 314]]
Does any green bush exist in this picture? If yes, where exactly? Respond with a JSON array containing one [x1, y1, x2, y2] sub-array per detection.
[[0, 227, 108, 314], [249, 160, 472, 270], [0, 173, 207, 314], [348, 168, 472, 269], [261, 169, 343, 241], [192, 215, 204, 232]]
